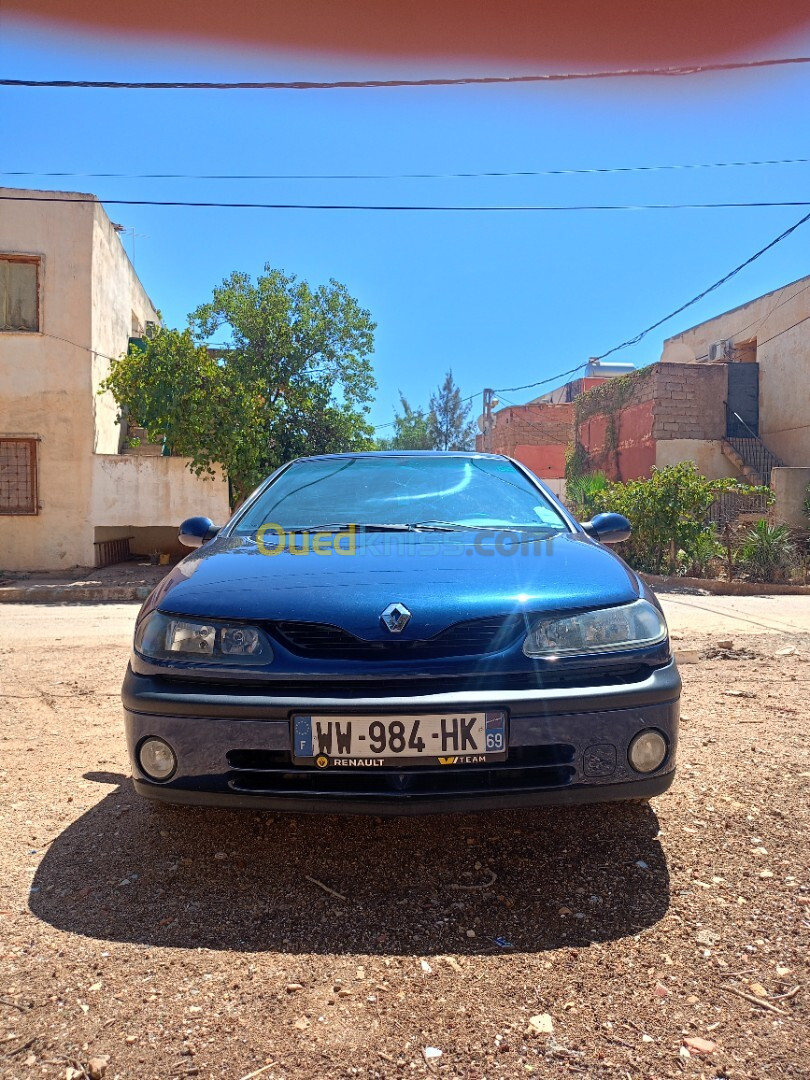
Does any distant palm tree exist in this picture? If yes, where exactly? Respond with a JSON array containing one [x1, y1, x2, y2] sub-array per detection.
[[566, 472, 608, 520]]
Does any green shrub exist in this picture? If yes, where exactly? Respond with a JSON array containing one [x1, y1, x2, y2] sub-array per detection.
[[677, 525, 724, 578], [593, 462, 716, 574], [736, 520, 798, 583], [591, 462, 771, 576]]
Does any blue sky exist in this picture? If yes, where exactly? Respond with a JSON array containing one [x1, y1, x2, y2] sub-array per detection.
[[3, 17, 810, 431]]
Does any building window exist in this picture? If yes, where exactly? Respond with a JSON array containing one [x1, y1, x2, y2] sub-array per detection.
[[0, 256, 40, 332], [0, 438, 39, 515]]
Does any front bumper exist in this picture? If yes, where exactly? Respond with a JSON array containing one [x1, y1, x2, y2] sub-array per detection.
[[123, 660, 680, 816]]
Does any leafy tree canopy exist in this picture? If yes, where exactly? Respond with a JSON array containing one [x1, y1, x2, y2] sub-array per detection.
[[102, 267, 376, 505]]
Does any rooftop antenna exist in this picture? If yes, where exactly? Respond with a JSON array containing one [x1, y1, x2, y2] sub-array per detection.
[[111, 223, 148, 266]]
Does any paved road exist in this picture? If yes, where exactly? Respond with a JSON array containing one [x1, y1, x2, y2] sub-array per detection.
[[657, 592, 810, 636]]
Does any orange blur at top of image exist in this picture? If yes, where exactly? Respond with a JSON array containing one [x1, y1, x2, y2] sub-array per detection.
[[5, 0, 810, 63]]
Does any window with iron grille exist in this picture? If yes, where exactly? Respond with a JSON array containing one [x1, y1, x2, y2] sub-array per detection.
[[0, 438, 39, 515], [0, 256, 40, 332]]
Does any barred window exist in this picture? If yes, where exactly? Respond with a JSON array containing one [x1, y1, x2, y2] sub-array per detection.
[[1, 256, 40, 332], [0, 438, 39, 515]]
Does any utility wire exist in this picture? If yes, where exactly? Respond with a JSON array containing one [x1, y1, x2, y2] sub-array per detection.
[[756, 312, 810, 349], [4, 157, 810, 182], [596, 208, 810, 358], [691, 279, 810, 359], [436, 209, 810, 410], [3, 194, 810, 212], [495, 365, 586, 394], [3, 56, 810, 90], [373, 365, 587, 429]]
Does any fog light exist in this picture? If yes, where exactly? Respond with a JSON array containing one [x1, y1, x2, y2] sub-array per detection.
[[138, 737, 177, 781], [628, 730, 668, 773]]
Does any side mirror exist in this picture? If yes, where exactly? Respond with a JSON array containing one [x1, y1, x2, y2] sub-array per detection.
[[178, 516, 221, 549], [581, 512, 631, 545]]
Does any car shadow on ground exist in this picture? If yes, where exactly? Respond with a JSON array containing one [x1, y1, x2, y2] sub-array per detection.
[[29, 773, 670, 956]]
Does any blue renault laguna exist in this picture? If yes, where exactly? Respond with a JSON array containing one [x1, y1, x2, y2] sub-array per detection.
[[123, 452, 680, 814]]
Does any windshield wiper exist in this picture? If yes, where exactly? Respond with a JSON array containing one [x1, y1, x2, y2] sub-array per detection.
[[412, 520, 565, 536], [408, 520, 473, 531], [284, 520, 552, 535], [286, 522, 412, 534]]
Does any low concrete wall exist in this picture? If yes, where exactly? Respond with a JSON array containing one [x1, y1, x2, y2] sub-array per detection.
[[655, 439, 740, 479], [771, 467, 810, 529], [1, 455, 231, 571], [91, 455, 230, 528], [641, 573, 810, 596]]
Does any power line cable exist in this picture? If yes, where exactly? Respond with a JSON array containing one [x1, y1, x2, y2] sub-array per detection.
[[41, 330, 120, 364], [595, 208, 810, 359], [41, 311, 585, 429], [691, 278, 810, 359], [494, 365, 586, 394], [756, 312, 810, 349], [4, 157, 810, 182], [373, 364, 588, 429], [3, 194, 810, 212], [3, 56, 810, 90]]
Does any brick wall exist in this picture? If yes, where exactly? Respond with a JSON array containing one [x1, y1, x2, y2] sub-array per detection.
[[650, 362, 727, 441], [575, 362, 729, 480], [483, 402, 574, 478], [480, 363, 730, 482]]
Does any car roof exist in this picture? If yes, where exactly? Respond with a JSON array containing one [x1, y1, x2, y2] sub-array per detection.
[[292, 450, 510, 462]]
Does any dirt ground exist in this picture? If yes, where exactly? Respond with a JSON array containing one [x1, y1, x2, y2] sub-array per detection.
[[0, 602, 808, 1080]]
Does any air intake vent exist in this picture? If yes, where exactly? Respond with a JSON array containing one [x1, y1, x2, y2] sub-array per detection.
[[273, 615, 528, 659]]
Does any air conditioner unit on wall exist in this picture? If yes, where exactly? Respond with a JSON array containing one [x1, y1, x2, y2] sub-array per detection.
[[708, 338, 733, 362]]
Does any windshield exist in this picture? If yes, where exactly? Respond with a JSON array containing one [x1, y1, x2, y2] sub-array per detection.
[[231, 456, 569, 534]]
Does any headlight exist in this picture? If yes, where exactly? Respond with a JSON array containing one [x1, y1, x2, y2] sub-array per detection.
[[134, 611, 273, 665], [523, 600, 667, 658]]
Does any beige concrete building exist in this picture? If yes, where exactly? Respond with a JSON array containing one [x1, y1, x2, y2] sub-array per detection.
[[0, 188, 229, 571], [662, 274, 810, 467]]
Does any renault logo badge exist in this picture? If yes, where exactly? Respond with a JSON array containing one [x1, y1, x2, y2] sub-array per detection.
[[381, 602, 411, 633]]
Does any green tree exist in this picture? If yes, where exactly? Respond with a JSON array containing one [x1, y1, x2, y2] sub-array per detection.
[[376, 394, 433, 450], [102, 267, 376, 505], [427, 370, 477, 451]]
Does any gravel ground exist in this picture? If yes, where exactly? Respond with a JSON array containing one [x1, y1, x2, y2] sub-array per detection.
[[0, 605, 808, 1079]]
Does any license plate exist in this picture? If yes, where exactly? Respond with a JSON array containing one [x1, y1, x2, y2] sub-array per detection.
[[292, 711, 508, 767]]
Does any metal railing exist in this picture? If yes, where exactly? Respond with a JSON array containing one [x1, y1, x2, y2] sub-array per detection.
[[707, 491, 769, 526], [723, 404, 783, 487]]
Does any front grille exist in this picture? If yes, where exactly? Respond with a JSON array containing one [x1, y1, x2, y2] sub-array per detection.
[[181, 664, 653, 698], [273, 615, 526, 659], [225, 744, 577, 798]]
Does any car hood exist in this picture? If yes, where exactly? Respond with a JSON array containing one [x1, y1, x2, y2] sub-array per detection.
[[150, 531, 641, 637]]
